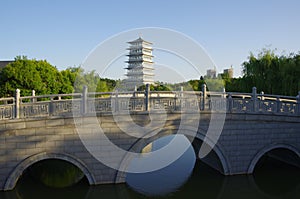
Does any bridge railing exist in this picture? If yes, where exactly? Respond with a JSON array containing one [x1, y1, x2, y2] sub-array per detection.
[[224, 87, 299, 115], [0, 97, 15, 119], [0, 86, 299, 120]]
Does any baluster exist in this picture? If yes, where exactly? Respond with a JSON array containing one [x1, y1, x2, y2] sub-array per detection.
[[31, 90, 36, 103], [252, 87, 257, 112], [260, 91, 264, 112], [260, 91, 264, 100], [49, 97, 54, 116], [113, 90, 119, 112], [202, 84, 207, 111], [276, 97, 281, 113], [228, 93, 232, 113], [82, 85, 88, 115], [297, 91, 300, 115], [179, 86, 184, 111], [15, 89, 20, 119], [145, 84, 150, 111]]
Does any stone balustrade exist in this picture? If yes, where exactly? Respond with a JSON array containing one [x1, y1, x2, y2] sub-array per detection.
[[0, 85, 299, 120]]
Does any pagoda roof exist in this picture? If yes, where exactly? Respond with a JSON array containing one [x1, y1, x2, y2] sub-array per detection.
[[126, 46, 153, 51], [125, 60, 154, 64], [128, 37, 153, 45], [126, 54, 153, 57]]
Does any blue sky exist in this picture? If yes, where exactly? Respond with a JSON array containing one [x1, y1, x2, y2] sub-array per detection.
[[1, 0, 300, 80]]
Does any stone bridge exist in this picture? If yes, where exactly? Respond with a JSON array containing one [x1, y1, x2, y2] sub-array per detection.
[[0, 86, 300, 191]]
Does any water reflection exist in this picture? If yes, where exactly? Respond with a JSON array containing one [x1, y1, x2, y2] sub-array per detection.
[[1, 144, 300, 198], [126, 135, 196, 196]]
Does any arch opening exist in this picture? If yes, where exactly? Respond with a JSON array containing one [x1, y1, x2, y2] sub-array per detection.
[[125, 134, 196, 196], [191, 137, 227, 175], [117, 127, 230, 180], [251, 146, 300, 197], [4, 153, 95, 191], [119, 127, 230, 196], [25, 158, 86, 188]]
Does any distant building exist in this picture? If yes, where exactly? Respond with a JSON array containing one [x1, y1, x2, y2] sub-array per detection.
[[206, 69, 216, 79], [223, 66, 233, 78], [0, 60, 14, 69], [124, 37, 155, 89]]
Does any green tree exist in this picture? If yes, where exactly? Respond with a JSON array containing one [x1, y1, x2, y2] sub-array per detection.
[[232, 49, 300, 96], [0, 56, 64, 97]]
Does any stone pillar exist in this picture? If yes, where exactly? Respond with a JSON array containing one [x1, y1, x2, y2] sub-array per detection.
[[202, 84, 207, 110], [180, 86, 184, 97], [15, 89, 20, 119], [252, 87, 257, 112], [82, 85, 88, 115], [31, 90, 36, 103], [145, 84, 150, 111], [114, 90, 119, 112], [178, 86, 184, 111], [297, 91, 300, 115], [133, 86, 137, 97], [228, 93, 232, 113], [222, 87, 226, 98], [260, 91, 264, 101], [276, 97, 281, 113]]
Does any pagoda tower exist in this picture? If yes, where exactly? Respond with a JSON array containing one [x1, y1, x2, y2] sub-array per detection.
[[125, 37, 154, 89]]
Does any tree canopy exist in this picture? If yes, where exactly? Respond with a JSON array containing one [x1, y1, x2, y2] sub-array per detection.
[[230, 49, 300, 96], [0, 57, 117, 97], [1, 50, 299, 98], [0, 56, 66, 97]]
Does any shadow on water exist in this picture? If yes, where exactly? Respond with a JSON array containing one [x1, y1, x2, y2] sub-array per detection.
[[252, 156, 300, 199]]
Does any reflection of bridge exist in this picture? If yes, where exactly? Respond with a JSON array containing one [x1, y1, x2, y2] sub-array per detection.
[[0, 86, 300, 191]]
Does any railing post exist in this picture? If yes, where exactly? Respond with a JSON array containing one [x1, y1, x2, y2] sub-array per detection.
[[115, 90, 119, 112], [49, 97, 54, 116], [276, 97, 281, 113], [260, 91, 264, 101], [252, 87, 257, 112], [82, 85, 88, 115], [31, 90, 36, 103], [145, 84, 150, 111], [15, 89, 20, 119], [222, 87, 226, 98], [202, 84, 207, 110], [180, 86, 184, 111], [228, 93, 232, 113], [133, 86, 137, 97], [180, 86, 184, 98], [297, 91, 300, 115]]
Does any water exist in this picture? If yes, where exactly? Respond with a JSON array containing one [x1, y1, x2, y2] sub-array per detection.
[[1, 135, 300, 199]]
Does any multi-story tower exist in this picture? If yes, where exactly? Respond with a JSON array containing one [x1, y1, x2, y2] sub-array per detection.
[[125, 37, 154, 89], [223, 66, 233, 78]]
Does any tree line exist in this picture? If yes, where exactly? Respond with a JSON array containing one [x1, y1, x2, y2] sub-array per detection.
[[0, 56, 118, 97], [1, 49, 300, 98], [226, 49, 300, 96], [172, 49, 300, 96]]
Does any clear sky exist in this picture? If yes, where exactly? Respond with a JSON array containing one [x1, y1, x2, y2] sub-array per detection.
[[1, 0, 300, 80]]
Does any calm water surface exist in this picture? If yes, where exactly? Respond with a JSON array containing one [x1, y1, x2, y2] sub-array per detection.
[[1, 135, 300, 199]]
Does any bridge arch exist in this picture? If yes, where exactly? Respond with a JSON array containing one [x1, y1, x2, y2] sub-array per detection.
[[115, 125, 230, 182], [248, 143, 300, 174], [193, 132, 231, 175], [4, 152, 96, 191]]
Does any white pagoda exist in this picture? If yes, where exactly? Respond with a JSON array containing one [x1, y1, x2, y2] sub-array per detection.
[[125, 37, 154, 89]]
